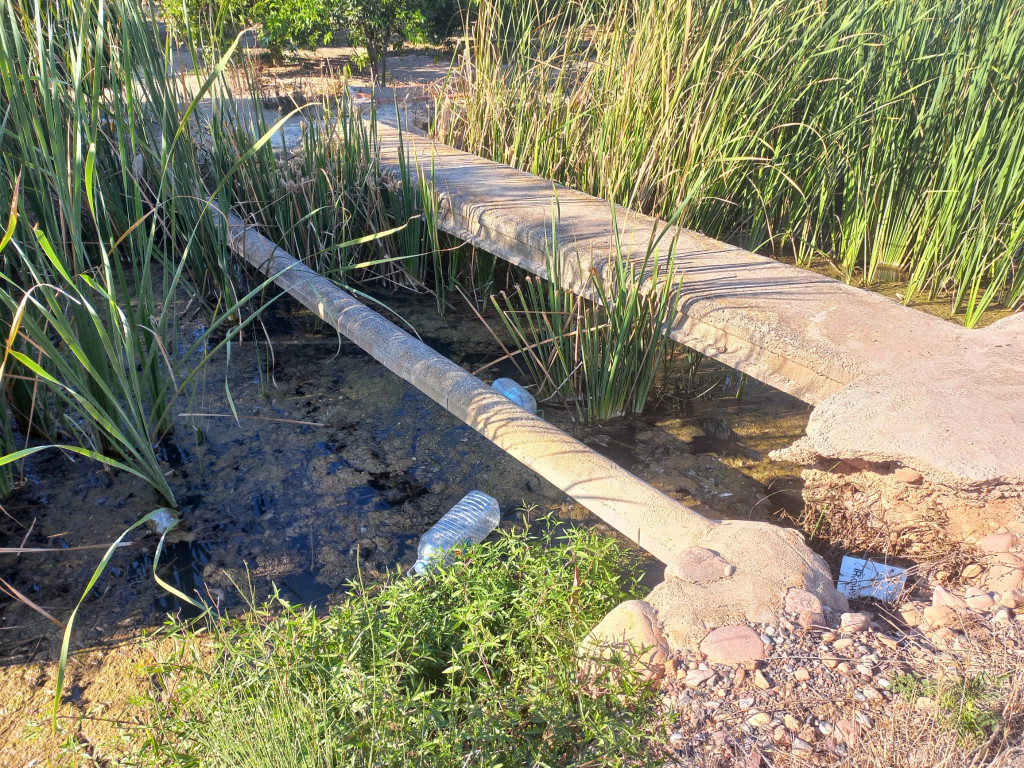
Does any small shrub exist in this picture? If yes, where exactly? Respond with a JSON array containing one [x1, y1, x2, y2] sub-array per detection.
[[892, 672, 1004, 745], [137, 520, 658, 766]]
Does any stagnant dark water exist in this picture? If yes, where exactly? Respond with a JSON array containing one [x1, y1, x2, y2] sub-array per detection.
[[0, 287, 812, 661]]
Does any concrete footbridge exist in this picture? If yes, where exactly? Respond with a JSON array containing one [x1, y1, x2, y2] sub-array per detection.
[[374, 124, 1023, 499]]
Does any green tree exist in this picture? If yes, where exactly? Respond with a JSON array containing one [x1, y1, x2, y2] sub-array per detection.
[[342, 0, 416, 83]]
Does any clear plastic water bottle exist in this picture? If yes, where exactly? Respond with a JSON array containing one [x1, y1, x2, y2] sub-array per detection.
[[491, 378, 538, 414], [411, 491, 501, 576]]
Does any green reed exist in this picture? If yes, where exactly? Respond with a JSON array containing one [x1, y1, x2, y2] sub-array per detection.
[[440, 0, 1024, 325], [492, 207, 682, 421]]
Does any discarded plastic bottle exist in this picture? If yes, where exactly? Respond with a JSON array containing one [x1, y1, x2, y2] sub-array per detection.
[[411, 491, 501, 576], [492, 378, 537, 414]]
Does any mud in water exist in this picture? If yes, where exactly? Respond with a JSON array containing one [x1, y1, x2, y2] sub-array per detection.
[[0, 286, 810, 662]]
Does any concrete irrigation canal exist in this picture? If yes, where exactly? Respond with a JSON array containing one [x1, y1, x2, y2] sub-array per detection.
[[221, 121, 1021, 666]]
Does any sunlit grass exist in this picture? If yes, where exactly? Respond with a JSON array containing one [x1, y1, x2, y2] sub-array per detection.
[[439, 0, 1024, 325]]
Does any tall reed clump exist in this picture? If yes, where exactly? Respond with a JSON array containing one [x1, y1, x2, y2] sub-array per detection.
[[0, 0, 276, 507], [492, 208, 682, 421], [439, 0, 1024, 326]]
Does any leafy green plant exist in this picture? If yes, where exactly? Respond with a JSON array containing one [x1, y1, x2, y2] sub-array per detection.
[[491, 206, 682, 421], [342, 0, 418, 82], [136, 519, 658, 767], [892, 672, 1004, 745], [441, 0, 1024, 325]]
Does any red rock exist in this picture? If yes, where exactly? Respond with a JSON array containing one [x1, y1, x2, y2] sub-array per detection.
[[579, 600, 669, 682], [785, 588, 825, 629], [977, 533, 1019, 554], [840, 612, 871, 633], [931, 585, 968, 613], [922, 605, 958, 629], [699, 625, 766, 664], [894, 467, 923, 483]]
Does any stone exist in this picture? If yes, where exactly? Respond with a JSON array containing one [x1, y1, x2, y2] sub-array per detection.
[[734, 667, 746, 686], [823, 658, 838, 669], [863, 686, 882, 701], [984, 562, 1024, 595], [965, 592, 995, 611], [921, 605, 958, 629], [669, 731, 686, 747], [818, 722, 834, 737], [747, 712, 771, 727], [894, 467, 923, 483], [836, 662, 852, 675], [915, 696, 936, 712], [579, 600, 669, 682], [962, 563, 984, 580], [773, 725, 790, 745], [784, 714, 800, 731], [753, 670, 773, 690], [665, 547, 735, 583], [836, 719, 858, 745], [1001, 590, 1024, 610], [992, 607, 1012, 623], [699, 625, 766, 665], [899, 603, 923, 628], [795, 667, 811, 682], [798, 726, 817, 744], [711, 729, 728, 746], [821, 631, 836, 642], [977, 533, 1019, 553], [664, 658, 679, 678], [684, 669, 716, 687], [932, 585, 968, 612], [832, 637, 854, 650], [737, 696, 755, 709], [786, 588, 825, 629], [791, 736, 813, 752], [840, 612, 872, 633]]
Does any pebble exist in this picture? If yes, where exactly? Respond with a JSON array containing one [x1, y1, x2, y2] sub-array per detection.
[[791, 736, 813, 752], [753, 670, 772, 690], [822, 658, 838, 669], [773, 725, 790, 745], [836, 719, 858, 745], [840, 612, 872, 633], [685, 669, 716, 687], [818, 721, 834, 737], [876, 677, 890, 689], [747, 712, 771, 727], [836, 662, 852, 675], [856, 663, 873, 676], [795, 667, 811, 682], [833, 637, 854, 650], [760, 633, 775, 645], [856, 712, 874, 728], [992, 607, 1013, 623], [863, 686, 883, 701], [784, 714, 800, 731], [737, 696, 755, 709], [669, 731, 685, 747]]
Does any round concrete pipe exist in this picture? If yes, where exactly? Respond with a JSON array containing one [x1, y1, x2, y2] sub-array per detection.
[[223, 210, 846, 649]]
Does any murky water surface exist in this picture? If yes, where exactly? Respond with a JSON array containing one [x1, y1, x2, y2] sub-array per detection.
[[0, 288, 810, 659]]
